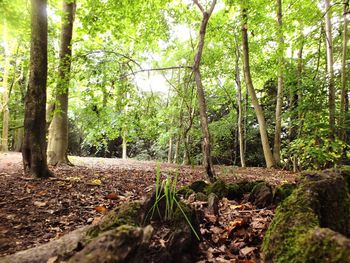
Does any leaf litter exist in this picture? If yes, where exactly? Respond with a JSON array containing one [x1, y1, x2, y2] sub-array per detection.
[[0, 152, 296, 261]]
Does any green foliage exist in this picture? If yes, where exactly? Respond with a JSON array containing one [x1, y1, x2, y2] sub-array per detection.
[[285, 136, 347, 170]]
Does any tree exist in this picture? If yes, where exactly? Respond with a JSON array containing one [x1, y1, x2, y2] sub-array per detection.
[[1, 19, 10, 151], [340, 0, 349, 141], [192, 0, 217, 181], [22, 0, 52, 177], [241, 4, 275, 168], [47, 0, 76, 165], [273, 0, 284, 164], [234, 33, 246, 167], [324, 0, 336, 140]]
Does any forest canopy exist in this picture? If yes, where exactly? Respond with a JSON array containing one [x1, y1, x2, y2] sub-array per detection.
[[0, 0, 349, 173]]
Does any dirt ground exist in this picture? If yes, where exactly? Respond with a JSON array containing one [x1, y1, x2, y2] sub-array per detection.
[[0, 152, 297, 262]]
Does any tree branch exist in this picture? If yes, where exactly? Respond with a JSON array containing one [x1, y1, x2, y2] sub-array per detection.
[[122, 65, 192, 78], [193, 0, 205, 14]]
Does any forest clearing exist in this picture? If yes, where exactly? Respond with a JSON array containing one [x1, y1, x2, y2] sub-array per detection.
[[1, 0, 350, 262]]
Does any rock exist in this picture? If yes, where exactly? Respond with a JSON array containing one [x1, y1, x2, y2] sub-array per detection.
[[69, 225, 152, 263], [273, 183, 295, 204], [227, 181, 263, 200], [248, 182, 273, 208], [208, 193, 219, 216], [205, 179, 228, 198], [189, 180, 209, 193], [262, 171, 350, 262]]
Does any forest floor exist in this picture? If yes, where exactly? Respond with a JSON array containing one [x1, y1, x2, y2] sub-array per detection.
[[0, 152, 297, 262]]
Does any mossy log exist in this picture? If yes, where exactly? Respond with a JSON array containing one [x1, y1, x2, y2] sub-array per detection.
[[262, 170, 350, 263], [1, 192, 199, 263]]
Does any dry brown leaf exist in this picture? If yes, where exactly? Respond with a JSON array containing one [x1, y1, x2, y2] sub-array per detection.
[[240, 246, 256, 256], [95, 205, 108, 214], [46, 256, 58, 263], [104, 193, 119, 200], [34, 201, 47, 207]]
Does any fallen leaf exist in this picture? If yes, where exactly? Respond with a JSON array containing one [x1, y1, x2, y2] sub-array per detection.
[[230, 204, 244, 210], [242, 260, 255, 263], [34, 201, 47, 207], [89, 179, 102, 186], [240, 246, 256, 256], [105, 193, 119, 200], [95, 205, 108, 214], [46, 256, 58, 263]]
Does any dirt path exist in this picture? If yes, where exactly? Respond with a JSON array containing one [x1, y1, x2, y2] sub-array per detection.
[[0, 152, 297, 261]]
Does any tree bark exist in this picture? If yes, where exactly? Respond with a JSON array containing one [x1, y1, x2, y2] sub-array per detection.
[[1, 19, 10, 152], [22, 0, 52, 177], [340, 0, 349, 141], [167, 136, 173, 163], [324, 0, 336, 140], [47, 0, 76, 165], [234, 34, 245, 167], [241, 6, 275, 168], [192, 0, 217, 181], [273, 0, 284, 164]]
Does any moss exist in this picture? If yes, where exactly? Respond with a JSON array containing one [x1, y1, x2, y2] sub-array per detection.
[[189, 180, 209, 193], [263, 172, 350, 262], [177, 186, 195, 199], [87, 201, 142, 239], [273, 183, 296, 204], [195, 192, 208, 201], [172, 201, 195, 226], [204, 179, 228, 198]]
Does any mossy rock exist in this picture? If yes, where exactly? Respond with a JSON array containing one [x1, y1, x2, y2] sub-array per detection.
[[69, 225, 151, 263], [339, 165, 350, 192], [87, 201, 142, 239], [248, 182, 273, 208], [273, 183, 296, 204], [204, 179, 228, 198], [189, 180, 209, 193], [177, 186, 195, 199], [195, 192, 208, 201], [226, 181, 263, 200], [263, 171, 350, 262]]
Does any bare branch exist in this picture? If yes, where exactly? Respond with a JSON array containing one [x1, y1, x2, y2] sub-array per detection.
[[193, 0, 205, 14], [122, 65, 192, 78], [207, 0, 217, 16]]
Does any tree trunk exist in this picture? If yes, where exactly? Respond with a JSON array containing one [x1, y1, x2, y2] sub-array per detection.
[[47, 0, 76, 165], [1, 19, 10, 152], [241, 6, 275, 168], [340, 0, 349, 141], [167, 136, 173, 163], [324, 0, 336, 140], [192, 0, 217, 181], [273, 0, 284, 164], [234, 34, 246, 168], [22, 0, 52, 178]]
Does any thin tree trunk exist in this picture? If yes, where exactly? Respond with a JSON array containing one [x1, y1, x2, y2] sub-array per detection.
[[47, 0, 76, 165], [192, 0, 217, 181], [234, 34, 245, 167], [22, 0, 52, 178], [340, 0, 349, 141], [324, 0, 336, 140], [122, 92, 130, 160], [1, 19, 10, 152], [241, 6, 275, 168], [273, 0, 284, 164], [167, 136, 173, 163]]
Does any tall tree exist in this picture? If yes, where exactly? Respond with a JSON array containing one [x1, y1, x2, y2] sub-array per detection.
[[273, 0, 284, 164], [340, 0, 349, 141], [324, 0, 336, 140], [241, 5, 275, 168], [192, 0, 217, 181], [22, 0, 52, 177], [1, 19, 10, 152], [47, 0, 76, 165], [234, 34, 245, 167]]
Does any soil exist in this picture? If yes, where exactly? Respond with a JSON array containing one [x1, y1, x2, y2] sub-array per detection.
[[0, 152, 298, 262]]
